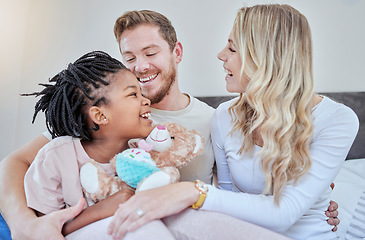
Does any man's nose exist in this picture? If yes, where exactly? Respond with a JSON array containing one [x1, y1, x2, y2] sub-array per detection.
[[134, 58, 150, 73]]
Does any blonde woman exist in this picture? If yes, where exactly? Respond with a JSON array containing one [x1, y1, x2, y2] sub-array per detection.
[[108, 5, 358, 239]]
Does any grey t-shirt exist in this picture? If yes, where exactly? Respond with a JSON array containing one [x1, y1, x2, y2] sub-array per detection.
[[150, 94, 215, 183]]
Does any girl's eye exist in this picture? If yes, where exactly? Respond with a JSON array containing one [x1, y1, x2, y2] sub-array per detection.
[[129, 92, 137, 97], [146, 53, 156, 57], [229, 47, 236, 53], [126, 58, 135, 62]]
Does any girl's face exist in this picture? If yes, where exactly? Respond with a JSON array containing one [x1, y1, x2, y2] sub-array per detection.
[[101, 70, 153, 140], [217, 31, 249, 93]]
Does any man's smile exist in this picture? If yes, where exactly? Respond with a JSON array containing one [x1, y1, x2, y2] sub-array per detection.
[[138, 73, 158, 83]]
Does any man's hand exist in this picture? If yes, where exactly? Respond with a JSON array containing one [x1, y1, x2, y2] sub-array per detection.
[[326, 183, 340, 232], [11, 198, 85, 240], [326, 200, 340, 232], [62, 185, 135, 236]]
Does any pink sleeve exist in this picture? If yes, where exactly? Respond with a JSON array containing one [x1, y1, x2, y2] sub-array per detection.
[[24, 138, 84, 214], [24, 144, 65, 214]]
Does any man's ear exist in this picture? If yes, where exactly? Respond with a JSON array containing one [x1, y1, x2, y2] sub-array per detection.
[[89, 106, 108, 125], [174, 41, 183, 64]]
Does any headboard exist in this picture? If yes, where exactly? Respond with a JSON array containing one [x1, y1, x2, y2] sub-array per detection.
[[196, 92, 365, 160]]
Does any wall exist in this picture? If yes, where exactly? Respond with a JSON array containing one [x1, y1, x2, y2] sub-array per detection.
[[1, 0, 364, 159]]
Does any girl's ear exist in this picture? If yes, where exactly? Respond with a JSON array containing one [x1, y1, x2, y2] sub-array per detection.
[[89, 106, 108, 125]]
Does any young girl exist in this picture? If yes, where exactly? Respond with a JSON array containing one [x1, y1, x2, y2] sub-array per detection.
[[108, 5, 359, 240], [23, 51, 174, 239]]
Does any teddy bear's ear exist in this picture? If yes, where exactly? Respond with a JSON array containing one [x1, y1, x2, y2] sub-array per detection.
[[138, 139, 154, 152], [128, 139, 139, 148], [193, 134, 204, 154]]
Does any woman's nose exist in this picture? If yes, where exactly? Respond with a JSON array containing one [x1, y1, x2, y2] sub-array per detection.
[[217, 49, 226, 62]]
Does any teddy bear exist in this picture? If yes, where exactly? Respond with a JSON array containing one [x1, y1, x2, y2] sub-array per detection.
[[79, 122, 204, 203]]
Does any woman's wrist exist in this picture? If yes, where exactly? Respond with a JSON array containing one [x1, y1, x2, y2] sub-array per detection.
[[191, 180, 209, 209], [177, 181, 208, 209], [176, 181, 201, 207]]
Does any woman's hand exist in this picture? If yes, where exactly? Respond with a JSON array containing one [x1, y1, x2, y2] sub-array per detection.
[[108, 182, 199, 239]]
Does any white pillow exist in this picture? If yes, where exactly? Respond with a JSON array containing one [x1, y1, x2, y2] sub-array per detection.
[[331, 159, 365, 239]]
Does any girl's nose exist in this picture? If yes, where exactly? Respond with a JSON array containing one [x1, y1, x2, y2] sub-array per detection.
[[143, 96, 151, 106]]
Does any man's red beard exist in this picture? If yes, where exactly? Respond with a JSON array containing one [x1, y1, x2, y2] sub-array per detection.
[[142, 60, 176, 105]]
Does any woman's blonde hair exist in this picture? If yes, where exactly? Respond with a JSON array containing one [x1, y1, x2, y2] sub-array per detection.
[[229, 4, 314, 204]]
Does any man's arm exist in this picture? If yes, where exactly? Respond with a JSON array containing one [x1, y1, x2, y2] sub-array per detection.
[[62, 183, 135, 236], [0, 135, 52, 239]]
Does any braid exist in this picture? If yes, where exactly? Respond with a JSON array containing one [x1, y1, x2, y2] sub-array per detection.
[[23, 51, 127, 140]]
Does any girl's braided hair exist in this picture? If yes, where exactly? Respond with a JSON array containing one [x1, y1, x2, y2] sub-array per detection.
[[23, 51, 127, 140]]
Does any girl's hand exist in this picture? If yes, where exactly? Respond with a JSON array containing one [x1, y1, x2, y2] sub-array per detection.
[[95, 182, 136, 217], [107, 182, 199, 239]]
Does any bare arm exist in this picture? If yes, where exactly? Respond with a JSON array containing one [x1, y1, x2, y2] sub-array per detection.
[[108, 182, 199, 239], [0, 133, 135, 239], [62, 184, 135, 236], [0, 135, 50, 239]]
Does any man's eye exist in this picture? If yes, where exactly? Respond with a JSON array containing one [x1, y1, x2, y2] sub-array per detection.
[[126, 58, 135, 62], [146, 53, 156, 57]]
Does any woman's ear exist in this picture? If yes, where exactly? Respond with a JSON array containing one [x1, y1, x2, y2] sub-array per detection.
[[89, 106, 108, 125]]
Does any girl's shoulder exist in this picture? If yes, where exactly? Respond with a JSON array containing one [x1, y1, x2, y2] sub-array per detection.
[[41, 136, 80, 154], [32, 136, 81, 168], [46, 135, 75, 146]]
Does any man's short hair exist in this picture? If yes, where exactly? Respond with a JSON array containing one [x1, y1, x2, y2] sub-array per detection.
[[114, 10, 177, 51]]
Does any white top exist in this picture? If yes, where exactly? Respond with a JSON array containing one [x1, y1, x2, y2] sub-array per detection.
[[43, 94, 215, 184], [203, 96, 359, 240], [150, 94, 215, 183]]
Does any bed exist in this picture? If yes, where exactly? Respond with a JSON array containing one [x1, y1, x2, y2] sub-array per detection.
[[197, 92, 365, 239]]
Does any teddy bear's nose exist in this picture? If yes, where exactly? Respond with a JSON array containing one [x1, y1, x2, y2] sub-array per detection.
[[156, 124, 166, 130]]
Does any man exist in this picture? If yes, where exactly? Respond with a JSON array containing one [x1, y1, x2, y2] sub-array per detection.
[[0, 10, 339, 239], [113, 10, 215, 184]]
